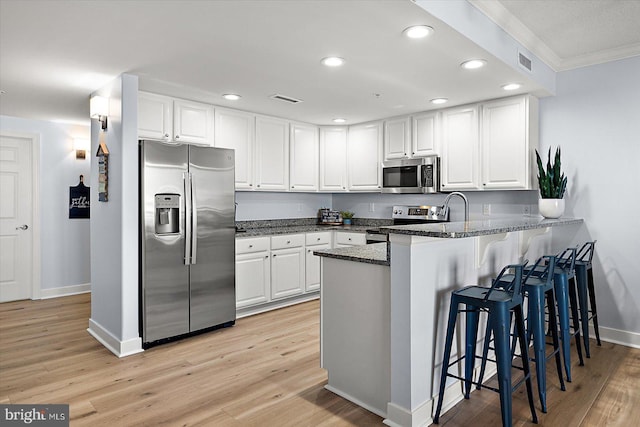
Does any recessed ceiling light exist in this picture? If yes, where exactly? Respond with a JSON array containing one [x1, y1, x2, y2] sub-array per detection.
[[403, 25, 434, 39], [502, 83, 521, 91], [460, 59, 487, 70], [222, 94, 241, 101], [333, 118, 346, 124], [430, 98, 448, 105], [321, 57, 345, 67]]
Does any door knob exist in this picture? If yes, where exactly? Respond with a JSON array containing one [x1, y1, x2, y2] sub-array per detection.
[[16, 224, 29, 230]]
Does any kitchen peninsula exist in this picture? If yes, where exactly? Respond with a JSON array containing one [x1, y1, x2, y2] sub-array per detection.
[[315, 216, 583, 427]]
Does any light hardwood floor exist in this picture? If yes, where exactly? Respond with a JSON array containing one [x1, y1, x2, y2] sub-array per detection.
[[1, 293, 638, 426]]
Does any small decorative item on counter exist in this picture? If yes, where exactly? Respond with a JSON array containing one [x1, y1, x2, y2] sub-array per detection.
[[340, 211, 355, 225], [535, 146, 567, 218], [318, 208, 342, 225]]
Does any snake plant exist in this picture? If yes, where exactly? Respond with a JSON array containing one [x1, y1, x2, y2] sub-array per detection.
[[535, 147, 567, 199]]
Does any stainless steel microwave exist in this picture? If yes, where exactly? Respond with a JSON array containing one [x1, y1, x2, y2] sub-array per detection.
[[381, 156, 440, 193]]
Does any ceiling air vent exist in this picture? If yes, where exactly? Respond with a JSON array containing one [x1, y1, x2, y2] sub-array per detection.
[[518, 52, 532, 72], [270, 94, 303, 104]]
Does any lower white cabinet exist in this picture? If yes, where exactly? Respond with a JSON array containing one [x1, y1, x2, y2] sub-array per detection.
[[271, 234, 305, 299], [235, 237, 270, 308], [334, 231, 366, 248], [305, 232, 332, 292]]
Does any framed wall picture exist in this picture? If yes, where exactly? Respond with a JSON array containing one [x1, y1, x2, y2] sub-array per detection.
[[69, 175, 90, 219]]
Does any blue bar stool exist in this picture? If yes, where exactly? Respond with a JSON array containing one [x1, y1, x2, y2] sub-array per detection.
[[575, 241, 601, 357], [433, 262, 538, 426], [477, 255, 566, 413], [527, 247, 584, 382]]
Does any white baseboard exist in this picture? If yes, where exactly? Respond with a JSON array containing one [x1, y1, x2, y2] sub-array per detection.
[[40, 283, 91, 299], [384, 400, 433, 427], [591, 323, 640, 349], [236, 292, 319, 319], [324, 384, 387, 419], [87, 318, 143, 358]]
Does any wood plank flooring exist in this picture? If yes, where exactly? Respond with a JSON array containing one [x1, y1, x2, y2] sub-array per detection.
[[1, 293, 638, 426]]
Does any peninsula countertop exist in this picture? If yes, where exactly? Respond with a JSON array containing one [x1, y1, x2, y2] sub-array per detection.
[[380, 216, 583, 238]]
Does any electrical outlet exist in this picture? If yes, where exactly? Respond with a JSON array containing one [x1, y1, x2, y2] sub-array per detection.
[[523, 204, 531, 216], [369, 203, 375, 212], [482, 204, 491, 215]]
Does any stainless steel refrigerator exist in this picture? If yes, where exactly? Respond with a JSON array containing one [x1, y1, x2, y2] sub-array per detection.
[[139, 140, 235, 347]]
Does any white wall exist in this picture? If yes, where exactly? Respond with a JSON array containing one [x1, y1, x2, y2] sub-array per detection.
[[539, 55, 640, 342], [0, 115, 91, 293], [88, 74, 141, 356], [235, 191, 331, 220]]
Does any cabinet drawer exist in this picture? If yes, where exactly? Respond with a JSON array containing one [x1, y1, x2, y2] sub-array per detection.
[[335, 232, 366, 246], [305, 232, 332, 246], [271, 234, 305, 250], [236, 237, 270, 254]]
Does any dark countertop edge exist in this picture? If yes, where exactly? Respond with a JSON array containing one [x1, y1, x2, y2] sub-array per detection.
[[236, 225, 371, 237], [380, 217, 583, 238], [314, 243, 390, 267]]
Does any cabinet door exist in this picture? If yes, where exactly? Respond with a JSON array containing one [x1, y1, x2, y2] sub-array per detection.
[[255, 116, 289, 190], [271, 247, 304, 299], [235, 251, 270, 308], [306, 243, 330, 292], [319, 127, 348, 192], [482, 96, 535, 189], [348, 122, 383, 191], [214, 108, 255, 190], [412, 111, 439, 157], [334, 232, 366, 247], [138, 92, 173, 141], [384, 116, 411, 160], [290, 123, 319, 191], [440, 105, 480, 191], [174, 99, 214, 145]]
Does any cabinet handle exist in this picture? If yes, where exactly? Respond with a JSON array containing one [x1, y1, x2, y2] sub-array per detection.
[[286, 240, 291, 244], [342, 186, 345, 189], [164, 133, 170, 138], [348, 238, 352, 241], [273, 254, 277, 257], [317, 237, 321, 241], [248, 244, 253, 248], [257, 184, 261, 188], [265, 255, 269, 259], [291, 186, 295, 188], [249, 184, 253, 187], [175, 135, 180, 139], [404, 153, 407, 155], [308, 249, 311, 253]]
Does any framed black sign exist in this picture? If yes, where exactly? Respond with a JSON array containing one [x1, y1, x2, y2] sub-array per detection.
[[69, 175, 90, 219]]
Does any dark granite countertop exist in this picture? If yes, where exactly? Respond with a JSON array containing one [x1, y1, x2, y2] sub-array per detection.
[[235, 217, 391, 238], [314, 243, 390, 266], [380, 216, 583, 238]]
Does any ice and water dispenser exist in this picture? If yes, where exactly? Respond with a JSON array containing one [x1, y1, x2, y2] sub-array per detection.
[[155, 194, 180, 234]]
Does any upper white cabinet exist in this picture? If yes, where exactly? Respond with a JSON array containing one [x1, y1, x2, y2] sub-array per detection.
[[214, 108, 255, 190], [255, 116, 289, 191], [138, 92, 214, 145], [440, 105, 480, 191], [138, 92, 173, 141], [384, 116, 411, 160], [411, 111, 439, 157], [319, 127, 348, 192], [481, 95, 538, 190], [173, 99, 214, 145], [289, 123, 319, 191], [348, 121, 383, 191]]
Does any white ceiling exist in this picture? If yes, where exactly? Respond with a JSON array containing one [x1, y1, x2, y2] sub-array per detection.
[[1, 0, 639, 127]]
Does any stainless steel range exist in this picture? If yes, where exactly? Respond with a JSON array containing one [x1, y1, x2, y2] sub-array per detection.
[[365, 205, 449, 243]]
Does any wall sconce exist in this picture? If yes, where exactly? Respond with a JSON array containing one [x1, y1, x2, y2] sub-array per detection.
[[90, 95, 109, 130], [74, 138, 89, 159]]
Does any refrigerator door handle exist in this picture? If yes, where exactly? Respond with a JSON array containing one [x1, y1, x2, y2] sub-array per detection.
[[183, 172, 191, 265], [190, 173, 198, 264]]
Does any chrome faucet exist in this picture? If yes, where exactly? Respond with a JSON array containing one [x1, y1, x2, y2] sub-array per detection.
[[442, 191, 469, 222]]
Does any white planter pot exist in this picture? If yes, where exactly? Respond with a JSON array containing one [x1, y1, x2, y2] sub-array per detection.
[[538, 198, 565, 219]]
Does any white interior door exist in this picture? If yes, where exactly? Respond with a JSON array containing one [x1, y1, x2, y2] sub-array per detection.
[[0, 135, 33, 302]]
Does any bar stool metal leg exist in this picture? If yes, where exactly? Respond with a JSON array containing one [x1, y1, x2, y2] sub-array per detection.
[[568, 276, 585, 365], [575, 263, 592, 357], [587, 266, 602, 346], [464, 304, 480, 399], [553, 271, 573, 382]]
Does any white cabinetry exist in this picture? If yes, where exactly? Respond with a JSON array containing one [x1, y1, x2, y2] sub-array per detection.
[[384, 116, 411, 160], [305, 232, 331, 292], [138, 92, 214, 145], [270, 234, 305, 300], [255, 116, 289, 191], [173, 99, 214, 145], [235, 237, 270, 308], [138, 92, 173, 141], [440, 105, 480, 191], [214, 108, 255, 189], [481, 95, 538, 190], [290, 123, 319, 191], [411, 111, 439, 157], [348, 122, 383, 191], [334, 232, 366, 248], [319, 127, 348, 192]]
